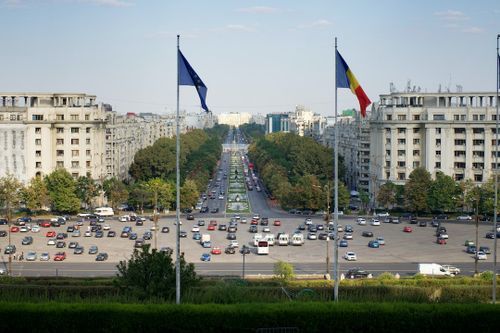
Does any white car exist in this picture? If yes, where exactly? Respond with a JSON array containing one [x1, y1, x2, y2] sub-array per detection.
[[441, 265, 461, 275], [262, 226, 271, 233], [357, 218, 366, 225], [343, 233, 353, 240], [475, 251, 487, 260], [26, 251, 37, 261], [343, 251, 357, 261], [305, 218, 313, 225], [47, 238, 56, 246], [103, 224, 111, 230], [230, 240, 239, 248], [31, 225, 40, 233], [376, 237, 385, 245], [377, 212, 390, 217], [371, 219, 381, 226], [307, 232, 317, 240], [40, 252, 50, 261], [119, 215, 130, 222], [457, 215, 472, 221], [439, 233, 449, 239], [253, 214, 260, 220], [84, 230, 92, 237], [191, 226, 200, 233], [20, 226, 29, 232], [337, 225, 344, 232]]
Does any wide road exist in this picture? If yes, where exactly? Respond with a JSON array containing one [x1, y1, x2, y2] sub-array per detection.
[[4, 261, 496, 278]]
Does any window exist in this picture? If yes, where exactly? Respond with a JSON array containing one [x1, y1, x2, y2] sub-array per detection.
[[473, 139, 484, 145], [413, 115, 420, 120], [454, 128, 466, 134], [436, 128, 442, 134], [35, 139, 41, 145], [436, 150, 441, 156], [385, 128, 391, 133], [386, 161, 391, 167], [492, 163, 500, 169], [56, 138, 64, 145], [35, 162, 42, 168], [436, 139, 441, 146], [413, 161, 420, 168], [454, 114, 460, 121], [454, 162, 466, 169], [56, 150, 64, 157], [70, 114, 79, 121], [71, 139, 79, 145], [455, 174, 464, 181], [85, 114, 90, 121], [35, 127, 41, 134], [71, 161, 79, 168], [32, 115, 43, 121], [86, 138, 91, 145], [386, 150, 391, 156], [56, 127, 64, 133], [413, 128, 420, 134], [398, 139, 406, 145], [454, 150, 466, 157], [433, 114, 445, 120], [86, 150, 91, 157], [472, 162, 484, 169], [492, 139, 500, 146], [435, 162, 441, 169], [413, 138, 420, 145], [71, 127, 79, 133], [397, 161, 406, 167], [56, 161, 64, 168], [71, 150, 79, 157], [454, 139, 466, 145], [387, 115, 392, 121], [86, 161, 91, 167], [398, 128, 406, 134], [398, 115, 407, 120], [56, 114, 64, 121], [398, 173, 406, 180], [35, 150, 41, 157], [413, 150, 420, 156], [72, 173, 79, 178], [398, 150, 405, 156], [473, 128, 484, 134], [386, 172, 390, 179], [474, 174, 483, 182], [386, 138, 391, 144], [86, 127, 91, 133], [473, 151, 485, 157]]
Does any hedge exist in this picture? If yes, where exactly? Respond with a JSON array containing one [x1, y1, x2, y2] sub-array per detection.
[[1, 302, 500, 332]]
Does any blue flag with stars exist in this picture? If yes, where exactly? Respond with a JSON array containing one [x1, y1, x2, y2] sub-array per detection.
[[178, 50, 209, 112]]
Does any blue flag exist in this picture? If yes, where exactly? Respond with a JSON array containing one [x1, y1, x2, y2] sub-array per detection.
[[178, 50, 209, 112]]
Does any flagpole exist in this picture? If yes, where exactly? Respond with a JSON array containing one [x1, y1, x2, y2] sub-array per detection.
[[176, 34, 181, 305], [333, 36, 339, 302], [494, 33, 500, 304]]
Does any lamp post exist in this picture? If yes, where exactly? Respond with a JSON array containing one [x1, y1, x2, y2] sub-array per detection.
[[313, 183, 331, 276], [241, 245, 248, 279]]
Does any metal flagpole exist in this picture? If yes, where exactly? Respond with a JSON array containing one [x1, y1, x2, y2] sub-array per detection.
[[176, 34, 181, 305], [333, 37, 339, 302], [494, 33, 500, 303]]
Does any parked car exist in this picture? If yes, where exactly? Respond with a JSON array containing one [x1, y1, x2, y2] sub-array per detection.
[[107, 231, 116, 237], [21, 236, 33, 245], [376, 237, 385, 245], [480, 246, 491, 254], [40, 252, 50, 261], [362, 231, 373, 237], [4, 245, 16, 254], [475, 251, 487, 260], [346, 268, 371, 279], [200, 253, 211, 261], [96, 253, 109, 261], [339, 240, 348, 247], [88, 245, 98, 254], [54, 252, 66, 261], [343, 251, 357, 261], [368, 240, 380, 248], [225, 247, 236, 254], [403, 226, 413, 233], [457, 215, 472, 221], [74, 246, 84, 255]]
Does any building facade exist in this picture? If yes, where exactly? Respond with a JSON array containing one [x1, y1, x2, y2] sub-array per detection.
[[370, 91, 500, 200], [266, 113, 290, 134], [0, 93, 106, 183], [217, 112, 253, 127]]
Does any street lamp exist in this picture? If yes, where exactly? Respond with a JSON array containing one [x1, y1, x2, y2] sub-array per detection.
[[313, 183, 331, 276], [241, 245, 249, 279]]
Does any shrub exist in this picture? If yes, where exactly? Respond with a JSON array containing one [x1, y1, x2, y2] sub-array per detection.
[[273, 261, 295, 282]]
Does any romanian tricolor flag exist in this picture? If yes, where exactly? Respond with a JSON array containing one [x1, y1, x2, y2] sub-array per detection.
[[336, 50, 371, 117]]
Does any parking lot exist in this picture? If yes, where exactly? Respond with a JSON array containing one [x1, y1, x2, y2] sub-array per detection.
[[1, 214, 497, 269]]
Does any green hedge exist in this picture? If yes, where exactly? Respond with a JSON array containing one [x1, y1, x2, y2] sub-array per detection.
[[1, 302, 500, 333]]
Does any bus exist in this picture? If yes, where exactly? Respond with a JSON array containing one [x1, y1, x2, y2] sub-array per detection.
[[94, 207, 114, 217], [257, 240, 269, 255]]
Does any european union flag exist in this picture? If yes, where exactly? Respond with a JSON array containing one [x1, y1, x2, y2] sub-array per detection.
[[178, 50, 209, 112]]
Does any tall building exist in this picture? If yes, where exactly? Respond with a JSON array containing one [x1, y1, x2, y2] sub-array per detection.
[[0, 93, 106, 183], [217, 112, 252, 127], [266, 113, 290, 134], [370, 91, 500, 201]]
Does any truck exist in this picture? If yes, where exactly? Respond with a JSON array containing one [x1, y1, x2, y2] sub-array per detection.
[[291, 233, 304, 246], [418, 263, 452, 276], [201, 234, 211, 245]]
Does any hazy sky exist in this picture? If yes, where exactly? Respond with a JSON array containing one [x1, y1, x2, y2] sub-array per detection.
[[1, 0, 499, 116]]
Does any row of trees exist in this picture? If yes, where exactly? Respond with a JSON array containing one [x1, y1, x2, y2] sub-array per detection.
[[247, 132, 349, 211], [377, 167, 500, 214]]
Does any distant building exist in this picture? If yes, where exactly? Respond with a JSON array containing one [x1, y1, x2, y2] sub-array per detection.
[[266, 113, 290, 134], [217, 112, 252, 127]]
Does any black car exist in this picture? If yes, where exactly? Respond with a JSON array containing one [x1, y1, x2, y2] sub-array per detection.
[[317, 224, 325, 231], [0, 218, 8, 225], [225, 247, 236, 254], [180, 231, 187, 238], [67, 226, 75, 233], [298, 224, 306, 231], [95, 231, 104, 238], [419, 220, 427, 227], [437, 214, 449, 220], [51, 221, 61, 227], [107, 231, 116, 237], [431, 220, 440, 227], [227, 233, 236, 240], [436, 226, 447, 236], [96, 253, 108, 261], [240, 247, 251, 255], [362, 231, 373, 237], [22, 236, 33, 245], [480, 246, 491, 254], [0, 230, 7, 237], [318, 233, 328, 240], [56, 241, 66, 248], [260, 218, 269, 226], [249, 225, 258, 233], [346, 268, 371, 279], [410, 218, 418, 224], [161, 226, 170, 233], [198, 220, 206, 226], [135, 220, 144, 226], [4, 245, 16, 254], [129, 233, 138, 240], [308, 225, 318, 233], [210, 208, 219, 213], [187, 214, 195, 220], [143, 232, 152, 240], [345, 225, 353, 233], [200, 207, 209, 213], [134, 239, 145, 248]]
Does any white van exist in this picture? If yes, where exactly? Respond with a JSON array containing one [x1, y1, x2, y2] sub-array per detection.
[[94, 207, 114, 217], [278, 233, 289, 246], [253, 233, 263, 246], [264, 234, 275, 246], [291, 233, 304, 246]]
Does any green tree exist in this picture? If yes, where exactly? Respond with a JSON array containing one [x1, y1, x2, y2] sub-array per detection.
[[103, 178, 129, 211], [336, 182, 350, 210], [44, 169, 80, 214], [427, 172, 458, 213], [482, 176, 500, 215], [146, 178, 174, 212], [359, 190, 370, 211], [0, 174, 24, 220], [116, 244, 199, 300], [404, 167, 432, 213], [180, 179, 199, 209], [76, 176, 100, 209], [273, 260, 295, 282], [377, 182, 396, 209], [128, 182, 151, 213], [458, 179, 476, 212], [22, 176, 50, 213]]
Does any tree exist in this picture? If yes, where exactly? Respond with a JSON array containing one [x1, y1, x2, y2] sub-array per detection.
[[0, 174, 24, 218], [336, 182, 350, 211], [180, 179, 199, 209], [273, 260, 295, 282], [359, 190, 370, 211], [22, 175, 50, 213], [377, 182, 396, 209], [76, 176, 100, 209], [44, 169, 80, 214], [146, 178, 174, 212], [404, 168, 432, 213], [103, 178, 129, 211], [458, 179, 476, 212], [116, 244, 199, 300], [427, 172, 458, 213], [482, 176, 500, 215], [128, 182, 151, 213]]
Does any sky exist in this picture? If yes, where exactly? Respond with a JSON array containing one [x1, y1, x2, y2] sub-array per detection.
[[0, 0, 499, 116]]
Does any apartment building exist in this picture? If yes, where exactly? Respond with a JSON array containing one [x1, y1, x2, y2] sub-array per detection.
[[0, 93, 106, 183], [370, 91, 500, 198]]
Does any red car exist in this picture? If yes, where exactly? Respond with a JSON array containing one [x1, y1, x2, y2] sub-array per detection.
[[46, 231, 56, 237], [40, 221, 51, 228], [403, 226, 413, 233], [273, 220, 282, 226], [10, 226, 19, 232], [211, 247, 222, 255], [251, 219, 258, 225], [207, 225, 216, 231], [437, 237, 447, 245], [54, 252, 66, 261], [209, 220, 217, 226]]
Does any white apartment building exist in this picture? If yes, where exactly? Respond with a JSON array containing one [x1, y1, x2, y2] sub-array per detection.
[[164, 110, 215, 138], [370, 91, 500, 199], [217, 112, 252, 127], [0, 93, 106, 183]]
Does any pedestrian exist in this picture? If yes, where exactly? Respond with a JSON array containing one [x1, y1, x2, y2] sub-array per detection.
[[13, 254, 16, 261]]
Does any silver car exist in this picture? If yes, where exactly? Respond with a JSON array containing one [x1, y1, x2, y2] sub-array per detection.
[[40, 252, 50, 261], [26, 251, 37, 261]]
